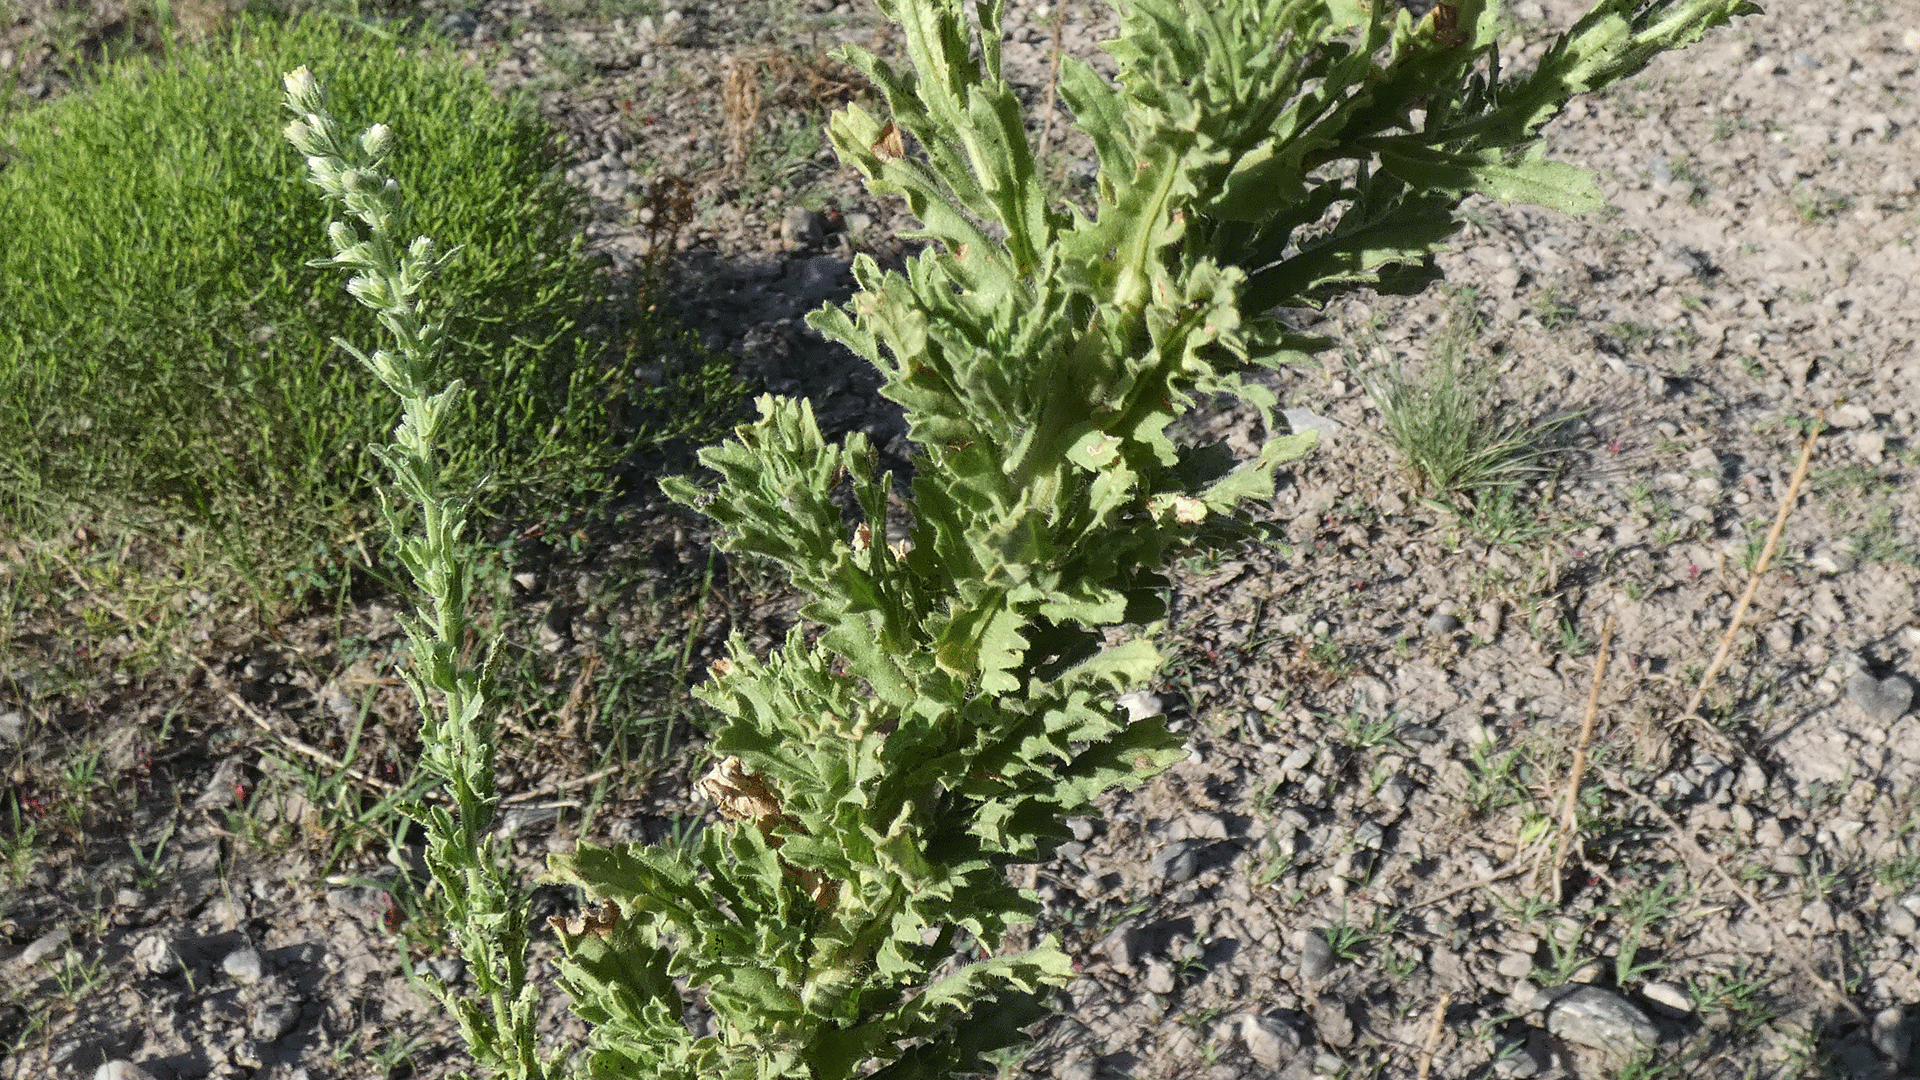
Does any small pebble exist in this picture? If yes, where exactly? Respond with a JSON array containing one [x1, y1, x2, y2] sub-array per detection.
[[1240, 1013, 1303, 1067], [1641, 981, 1693, 1017], [1142, 957, 1177, 995], [1885, 904, 1918, 937], [222, 947, 264, 985], [1847, 672, 1913, 723], [778, 206, 824, 247], [1299, 930, 1335, 980], [14, 927, 69, 969], [1872, 1006, 1911, 1062], [1546, 985, 1658, 1053], [1150, 840, 1200, 883]]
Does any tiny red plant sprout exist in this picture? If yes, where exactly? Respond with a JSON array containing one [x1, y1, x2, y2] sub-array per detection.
[[1687, 563, 1700, 581], [1608, 437, 1625, 455]]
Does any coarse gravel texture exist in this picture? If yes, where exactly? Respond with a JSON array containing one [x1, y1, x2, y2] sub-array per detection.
[[2, 0, 1919, 1077]]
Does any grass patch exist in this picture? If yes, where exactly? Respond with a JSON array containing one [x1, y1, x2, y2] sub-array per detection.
[[1356, 290, 1575, 509], [0, 10, 741, 620]]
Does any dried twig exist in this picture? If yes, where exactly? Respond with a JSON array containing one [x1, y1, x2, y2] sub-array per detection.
[[1416, 993, 1451, 1080], [48, 549, 398, 793], [556, 650, 604, 747], [1405, 856, 1532, 911], [1679, 417, 1821, 730], [1034, 5, 1067, 166], [500, 762, 626, 805], [1549, 613, 1614, 901]]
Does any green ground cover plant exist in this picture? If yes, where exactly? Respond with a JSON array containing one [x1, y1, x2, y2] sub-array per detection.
[[0, 11, 733, 612], [285, 0, 1757, 1075]]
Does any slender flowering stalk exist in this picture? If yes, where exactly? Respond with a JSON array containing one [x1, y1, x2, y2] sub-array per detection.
[[282, 67, 552, 1080]]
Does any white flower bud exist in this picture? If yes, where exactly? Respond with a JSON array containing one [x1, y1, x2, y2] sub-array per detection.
[[305, 155, 340, 190], [359, 123, 391, 160], [408, 236, 436, 263], [282, 67, 318, 109], [327, 220, 355, 251]]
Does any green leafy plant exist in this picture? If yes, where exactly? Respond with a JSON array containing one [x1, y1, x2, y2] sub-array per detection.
[[283, 0, 1754, 1073]]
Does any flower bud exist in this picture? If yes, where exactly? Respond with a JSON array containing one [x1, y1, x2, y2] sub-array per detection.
[[282, 67, 319, 109], [360, 123, 392, 160]]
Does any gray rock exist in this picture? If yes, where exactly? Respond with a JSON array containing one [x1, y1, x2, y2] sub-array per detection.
[[779, 206, 825, 247], [437, 10, 479, 36], [1640, 981, 1693, 1017], [1116, 690, 1166, 722], [1299, 930, 1335, 981], [1100, 921, 1148, 972], [1546, 985, 1658, 1053], [428, 957, 467, 984], [1142, 957, 1177, 995], [1312, 998, 1355, 1048], [1496, 951, 1534, 979], [1240, 1013, 1303, 1068], [0, 710, 23, 745], [1377, 774, 1414, 813], [132, 934, 178, 977], [249, 998, 302, 1043], [1872, 1006, 1910, 1062], [1885, 903, 1918, 937], [14, 926, 69, 968], [93, 1063, 160, 1080], [1847, 672, 1913, 723], [1150, 840, 1201, 884], [222, 947, 264, 985], [1424, 611, 1461, 635], [1282, 407, 1342, 440]]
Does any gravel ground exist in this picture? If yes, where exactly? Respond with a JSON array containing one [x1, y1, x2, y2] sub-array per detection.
[[3, 0, 1918, 1077]]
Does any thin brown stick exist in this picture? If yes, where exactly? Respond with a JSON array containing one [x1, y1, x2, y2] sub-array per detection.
[[1034, 5, 1066, 166], [555, 650, 603, 747], [1404, 856, 1531, 911], [49, 549, 398, 793], [1550, 613, 1615, 901], [500, 762, 626, 805], [1416, 992, 1451, 1080], [1680, 418, 1822, 728]]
